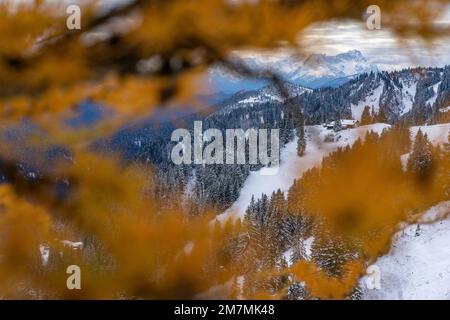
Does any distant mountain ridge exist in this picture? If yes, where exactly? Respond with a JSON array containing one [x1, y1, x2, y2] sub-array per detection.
[[208, 50, 378, 95], [214, 82, 311, 116], [283, 50, 378, 88]]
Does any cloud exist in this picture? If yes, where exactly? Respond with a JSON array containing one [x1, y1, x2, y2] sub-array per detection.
[[298, 17, 450, 70]]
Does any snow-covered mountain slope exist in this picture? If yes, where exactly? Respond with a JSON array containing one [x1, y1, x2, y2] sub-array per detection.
[[362, 201, 450, 300], [216, 123, 390, 222], [352, 69, 436, 122], [207, 50, 378, 95], [297, 66, 449, 123], [235, 50, 377, 88], [401, 123, 450, 169], [350, 83, 384, 121], [211, 64, 449, 125], [293, 50, 378, 88], [215, 82, 311, 115], [410, 123, 450, 145]]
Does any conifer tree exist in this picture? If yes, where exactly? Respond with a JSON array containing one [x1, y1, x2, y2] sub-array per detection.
[[361, 106, 373, 125], [310, 224, 354, 278], [407, 129, 434, 182], [297, 127, 307, 157], [290, 239, 307, 265], [287, 282, 309, 300], [348, 285, 363, 300], [333, 119, 342, 132], [293, 106, 306, 157], [376, 107, 387, 123]]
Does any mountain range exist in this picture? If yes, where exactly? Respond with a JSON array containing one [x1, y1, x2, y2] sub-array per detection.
[[215, 65, 449, 125], [208, 50, 378, 95]]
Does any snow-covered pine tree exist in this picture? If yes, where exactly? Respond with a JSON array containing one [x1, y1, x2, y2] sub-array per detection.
[[347, 285, 363, 300], [376, 107, 387, 123], [310, 224, 354, 278], [333, 119, 342, 132], [297, 126, 307, 156], [407, 129, 434, 182], [415, 224, 421, 237], [291, 103, 306, 158], [248, 195, 256, 214], [391, 123, 412, 155], [290, 239, 307, 265], [287, 282, 309, 300], [271, 256, 289, 294]]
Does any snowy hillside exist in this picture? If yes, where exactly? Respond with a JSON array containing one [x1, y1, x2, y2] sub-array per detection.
[[347, 69, 444, 121], [361, 123, 450, 300], [216, 123, 390, 222], [410, 123, 450, 145], [215, 82, 311, 115], [362, 201, 450, 300], [350, 83, 384, 121], [294, 66, 450, 124], [211, 65, 449, 126]]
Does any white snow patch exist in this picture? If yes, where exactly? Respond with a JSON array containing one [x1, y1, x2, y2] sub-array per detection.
[[39, 240, 83, 266], [183, 170, 197, 201], [364, 265, 382, 290], [304, 236, 314, 259], [283, 248, 294, 267], [419, 201, 450, 224], [425, 81, 441, 107], [410, 123, 450, 145], [239, 94, 283, 105], [400, 153, 410, 172], [362, 201, 450, 300], [351, 83, 383, 121], [400, 81, 417, 116], [39, 244, 50, 266], [236, 276, 245, 300], [133, 138, 142, 148], [194, 279, 234, 299], [61, 240, 83, 250], [183, 241, 195, 256], [27, 172, 38, 179]]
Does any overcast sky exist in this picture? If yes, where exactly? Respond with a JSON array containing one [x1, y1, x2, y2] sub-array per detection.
[[299, 9, 450, 70]]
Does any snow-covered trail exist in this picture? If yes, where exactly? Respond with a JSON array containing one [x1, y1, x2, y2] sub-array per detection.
[[216, 124, 390, 222]]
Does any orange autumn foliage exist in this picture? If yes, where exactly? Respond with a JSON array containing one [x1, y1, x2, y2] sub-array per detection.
[[0, 0, 448, 299]]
